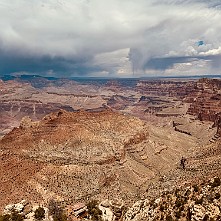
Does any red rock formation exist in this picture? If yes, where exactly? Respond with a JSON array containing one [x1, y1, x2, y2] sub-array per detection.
[[0, 110, 151, 209], [136, 80, 196, 98], [186, 78, 221, 136], [0, 152, 44, 211]]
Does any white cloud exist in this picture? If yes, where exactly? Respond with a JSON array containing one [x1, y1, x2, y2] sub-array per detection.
[[0, 0, 221, 76], [199, 46, 221, 56], [93, 48, 131, 76], [164, 59, 212, 76]]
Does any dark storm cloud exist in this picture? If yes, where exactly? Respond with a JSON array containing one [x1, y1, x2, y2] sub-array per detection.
[[0, 0, 221, 76], [144, 56, 215, 71], [144, 57, 193, 70], [0, 50, 101, 76]]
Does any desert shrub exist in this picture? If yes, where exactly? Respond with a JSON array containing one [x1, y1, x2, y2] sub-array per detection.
[[207, 194, 214, 203], [87, 200, 98, 212], [203, 214, 209, 221], [86, 200, 102, 221], [48, 199, 67, 221], [159, 205, 164, 212], [175, 210, 181, 219], [180, 205, 184, 212], [195, 197, 203, 205], [48, 199, 57, 216], [34, 207, 45, 220], [175, 188, 180, 196], [185, 189, 191, 197], [162, 190, 169, 196], [215, 193, 221, 199], [210, 177, 221, 188], [53, 208, 67, 221], [165, 215, 173, 221], [179, 196, 188, 205], [216, 216, 221, 221], [186, 208, 192, 221], [193, 185, 199, 192], [167, 194, 172, 200], [149, 199, 157, 209], [0, 214, 10, 221], [175, 198, 184, 208], [0, 211, 24, 221], [11, 210, 25, 221]]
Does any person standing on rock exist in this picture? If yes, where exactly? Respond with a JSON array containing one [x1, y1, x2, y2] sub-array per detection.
[[180, 157, 187, 170]]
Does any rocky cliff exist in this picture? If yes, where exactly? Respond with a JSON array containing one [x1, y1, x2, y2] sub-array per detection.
[[186, 78, 221, 137], [0, 109, 151, 209], [1, 77, 221, 216], [0, 108, 201, 211], [136, 80, 195, 98], [124, 177, 221, 221], [0, 79, 106, 137]]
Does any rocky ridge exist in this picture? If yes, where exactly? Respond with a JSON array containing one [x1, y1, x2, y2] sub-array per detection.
[[124, 177, 221, 221], [0, 107, 201, 211], [186, 78, 221, 137], [0, 109, 151, 209], [1, 77, 221, 219], [0, 79, 107, 137]]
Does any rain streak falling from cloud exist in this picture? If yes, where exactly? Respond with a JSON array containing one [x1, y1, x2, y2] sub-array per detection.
[[0, 0, 221, 77]]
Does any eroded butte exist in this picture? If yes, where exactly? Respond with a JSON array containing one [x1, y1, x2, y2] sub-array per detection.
[[0, 76, 221, 213], [0, 108, 201, 209]]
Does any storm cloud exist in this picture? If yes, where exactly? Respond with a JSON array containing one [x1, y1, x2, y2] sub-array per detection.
[[0, 0, 221, 77]]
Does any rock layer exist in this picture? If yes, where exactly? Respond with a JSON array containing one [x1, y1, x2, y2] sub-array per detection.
[[186, 78, 221, 137], [0, 110, 151, 208]]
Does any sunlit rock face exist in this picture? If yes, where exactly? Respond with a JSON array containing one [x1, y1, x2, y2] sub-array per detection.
[[186, 78, 221, 136]]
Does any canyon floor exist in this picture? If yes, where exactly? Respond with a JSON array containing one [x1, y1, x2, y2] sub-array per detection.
[[0, 76, 220, 213]]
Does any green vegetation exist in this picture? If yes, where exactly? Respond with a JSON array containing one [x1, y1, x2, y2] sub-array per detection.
[[185, 189, 191, 197], [86, 200, 102, 221], [193, 184, 199, 192], [175, 198, 182, 208], [11, 210, 24, 221], [215, 192, 220, 199], [0, 214, 10, 221], [195, 197, 203, 205], [165, 215, 173, 221], [48, 199, 67, 221], [175, 210, 181, 219], [130, 177, 221, 221], [186, 208, 191, 221], [159, 204, 164, 212], [203, 214, 209, 221], [34, 207, 45, 220], [0, 210, 24, 221], [210, 177, 221, 188]]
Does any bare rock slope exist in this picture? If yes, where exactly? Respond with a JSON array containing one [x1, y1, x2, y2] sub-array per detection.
[[0, 110, 150, 208], [0, 109, 199, 210]]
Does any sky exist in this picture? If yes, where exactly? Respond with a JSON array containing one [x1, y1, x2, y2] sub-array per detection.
[[0, 0, 221, 77]]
